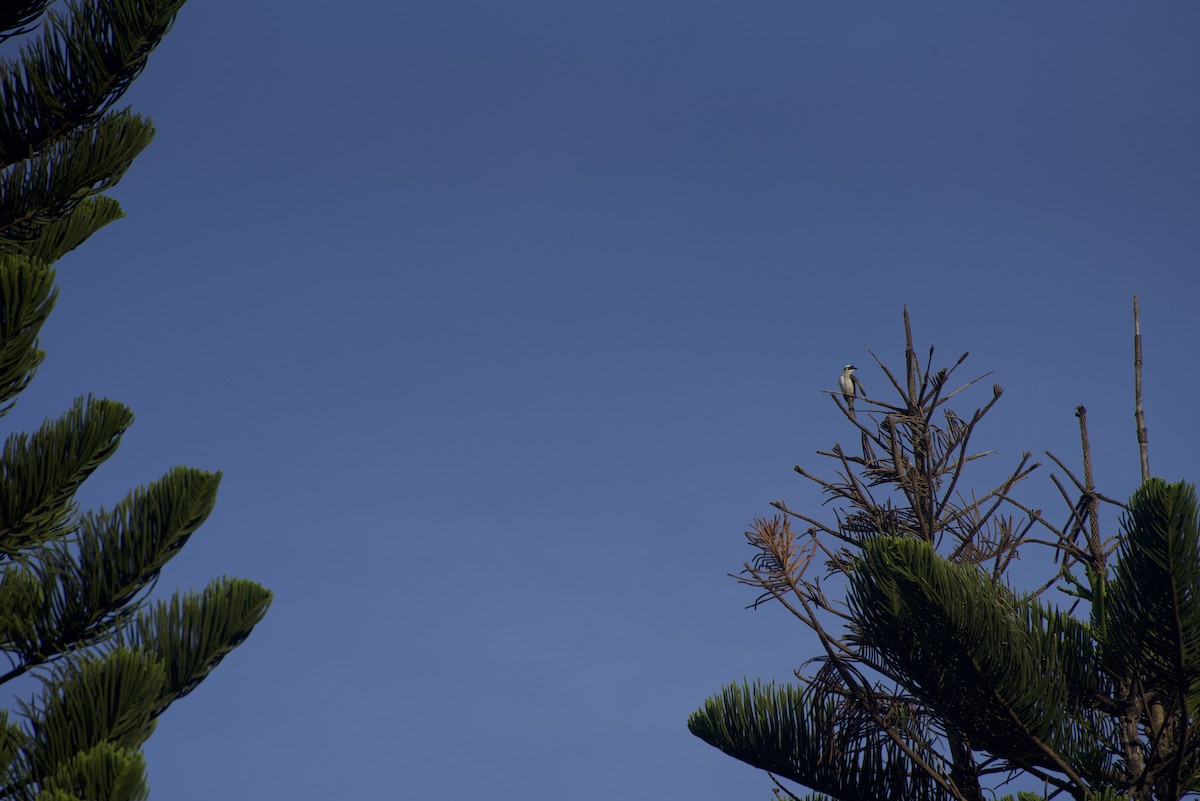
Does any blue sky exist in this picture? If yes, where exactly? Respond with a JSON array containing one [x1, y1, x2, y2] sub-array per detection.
[[5, 2, 1200, 798]]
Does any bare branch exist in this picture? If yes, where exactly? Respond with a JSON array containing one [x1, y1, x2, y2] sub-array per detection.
[[1133, 295, 1150, 482]]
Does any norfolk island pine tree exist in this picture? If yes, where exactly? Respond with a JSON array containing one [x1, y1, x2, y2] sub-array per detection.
[[690, 307, 1200, 801], [0, 1, 271, 798]]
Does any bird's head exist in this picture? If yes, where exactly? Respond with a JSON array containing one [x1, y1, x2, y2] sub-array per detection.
[[843, 364, 857, 372]]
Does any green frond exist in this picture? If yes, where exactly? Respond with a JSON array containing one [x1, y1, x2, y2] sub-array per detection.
[[1083, 790, 1132, 801], [0, 565, 44, 650], [3, 195, 125, 264], [15, 468, 220, 661], [18, 647, 162, 782], [996, 792, 1050, 801], [0, 709, 26, 777], [0, 110, 153, 242], [0, 0, 184, 162], [0, 254, 55, 415], [1185, 755, 1200, 794], [73, 466, 220, 592], [0, 1, 53, 44], [1034, 605, 1122, 784], [37, 741, 147, 801], [0, 396, 134, 553], [847, 537, 1083, 767], [1104, 479, 1200, 709], [1039, 606, 1106, 709], [31, 791, 78, 801], [120, 576, 273, 715], [689, 681, 952, 801], [999, 793, 1109, 801]]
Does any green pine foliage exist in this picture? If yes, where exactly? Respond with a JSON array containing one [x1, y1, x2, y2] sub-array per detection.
[[690, 680, 947, 801], [0, 2, 272, 799], [689, 318, 1199, 801]]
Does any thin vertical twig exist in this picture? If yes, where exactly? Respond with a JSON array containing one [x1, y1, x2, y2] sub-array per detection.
[[903, 307, 918, 407], [1075, 406, 1103, 573], [1133, 295, 1149, 482]]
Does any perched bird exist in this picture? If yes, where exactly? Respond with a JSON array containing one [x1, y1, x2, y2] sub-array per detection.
[[839, 363, 874, 461], [839, 364, 864, 412]]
